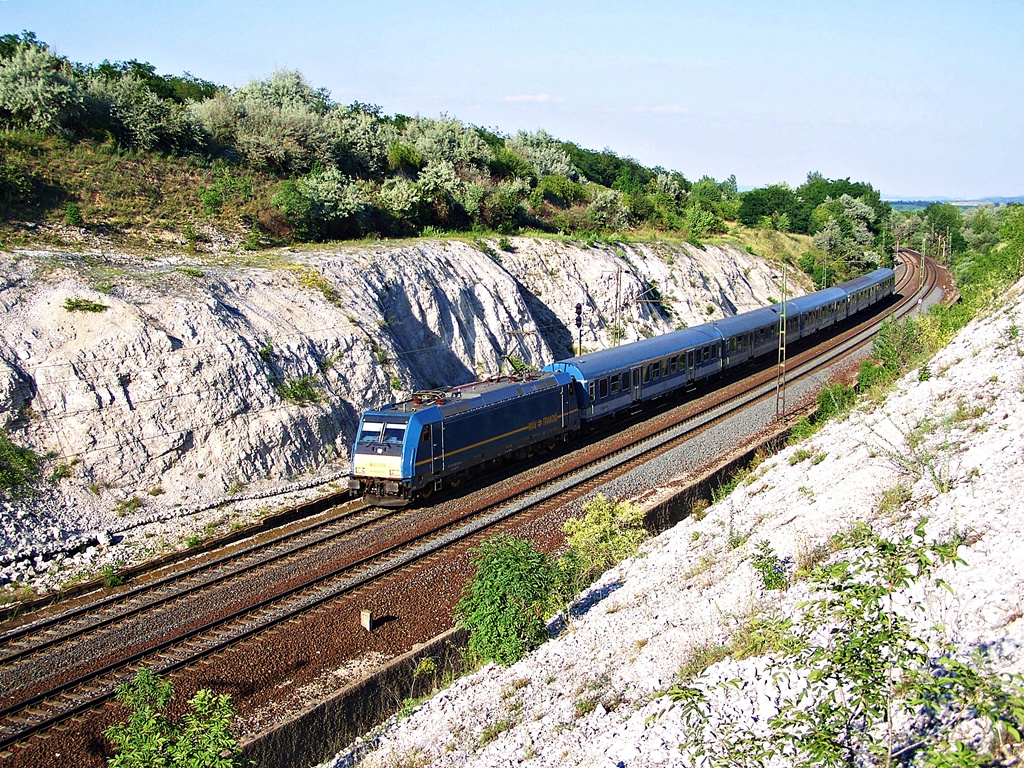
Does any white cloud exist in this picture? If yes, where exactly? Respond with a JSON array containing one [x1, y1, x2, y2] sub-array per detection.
[[504, 94, 564, 103], [633, 104, 689, 114]]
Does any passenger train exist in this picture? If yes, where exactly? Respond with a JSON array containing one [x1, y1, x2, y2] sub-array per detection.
[[348, 267, 896, 505]]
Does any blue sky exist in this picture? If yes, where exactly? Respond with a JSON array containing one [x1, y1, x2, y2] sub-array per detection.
[[3, 0, 1021, 198]]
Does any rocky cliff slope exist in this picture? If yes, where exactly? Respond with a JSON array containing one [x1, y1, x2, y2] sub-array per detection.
[[320, 279, 1024, 768], [0, 237, 797, 591]]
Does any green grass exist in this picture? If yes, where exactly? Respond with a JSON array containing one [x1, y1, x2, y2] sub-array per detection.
[[64, 297, 109, 312], [0, 131, 277, 248]]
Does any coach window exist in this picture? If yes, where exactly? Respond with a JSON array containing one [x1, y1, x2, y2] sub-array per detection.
[[652, 363, 660, 379], [670, 356, 677, 373], [588, 382, 595, 401], [599, 378, 609, 398], [687, 350, 694, 368], [622, 372, 630, 389], [611, 376, 619, 394]]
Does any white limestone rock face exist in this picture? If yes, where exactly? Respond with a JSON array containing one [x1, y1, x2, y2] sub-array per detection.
[[0, 238, 793, 586]]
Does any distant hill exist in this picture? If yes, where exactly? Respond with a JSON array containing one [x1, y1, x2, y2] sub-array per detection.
[[887, 196, 1024, 211]]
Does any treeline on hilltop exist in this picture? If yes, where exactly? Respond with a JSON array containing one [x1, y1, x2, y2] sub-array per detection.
[[0, 32, 736, 243], [1, 31, 1021, 292]]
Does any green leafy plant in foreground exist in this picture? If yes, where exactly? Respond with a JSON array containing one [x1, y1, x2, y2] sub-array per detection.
[[673, 521, 1024, 767], [105, 668, 239, 768], [456, 535, 556, 666]]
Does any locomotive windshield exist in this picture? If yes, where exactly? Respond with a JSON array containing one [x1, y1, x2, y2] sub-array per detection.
[[382, 422, 407, 443], [357, 421, 383, 444], [356, 419, 408, 445]]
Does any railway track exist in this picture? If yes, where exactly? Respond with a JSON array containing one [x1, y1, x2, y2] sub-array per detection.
[[0, 249, 941, 759]]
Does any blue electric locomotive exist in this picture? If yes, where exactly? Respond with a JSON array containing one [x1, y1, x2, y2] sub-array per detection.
[[348, 267, 896, 504], [347, 372, 579, 505]]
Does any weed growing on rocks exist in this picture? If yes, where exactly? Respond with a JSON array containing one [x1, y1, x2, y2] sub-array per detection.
[[673, 521, 1024, 767], [0, 428, 43, 499], [63, 296, 108, 312], [751, 540, 787, 590], [274, 375, 323, 404]]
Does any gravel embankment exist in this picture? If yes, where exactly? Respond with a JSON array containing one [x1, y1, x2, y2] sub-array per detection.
[[319, 280, 1024, 767]]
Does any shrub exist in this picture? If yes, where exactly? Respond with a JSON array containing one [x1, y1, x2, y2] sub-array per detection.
[[217, 69, 336, 174], [507, 129, 581, 179], [276, 166, 368, 240], [455, 535, 556, 666], [105, 668, 240, 768], [274, 375, 322, 404], [557, 494, 647, 602], [0, 43, 82, 134], [81, 71, 206, 153], [461, 178, 528, 233], [0, 158, 31, 214], [489, 146, 537, 183], [64, 202, 83, 226], [386, 140, 424, 176], [586, 188, 630, 231], [529, 174, 588, 210], [815, 382, 855, 422], [404, 116, 494, 174], [686, 202, 724, 237]]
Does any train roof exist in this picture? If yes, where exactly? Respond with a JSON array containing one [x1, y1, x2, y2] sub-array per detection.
[[780, 286, 849, 315], [836, 268, 895, 293], [544, 323, 722, 380], [710, 306, 782, 337], [362, 370, 573, 420]]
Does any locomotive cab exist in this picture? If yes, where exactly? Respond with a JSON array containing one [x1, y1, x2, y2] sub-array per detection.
[[348, 409, 445, 505]]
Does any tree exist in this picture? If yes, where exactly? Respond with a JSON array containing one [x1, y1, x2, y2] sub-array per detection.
[[999, 203, 1024, 279], [738, 185, 800, 229], [455, 536, 556, 666], [923, 202, 968, 256], [0, 42, 82, 134]]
